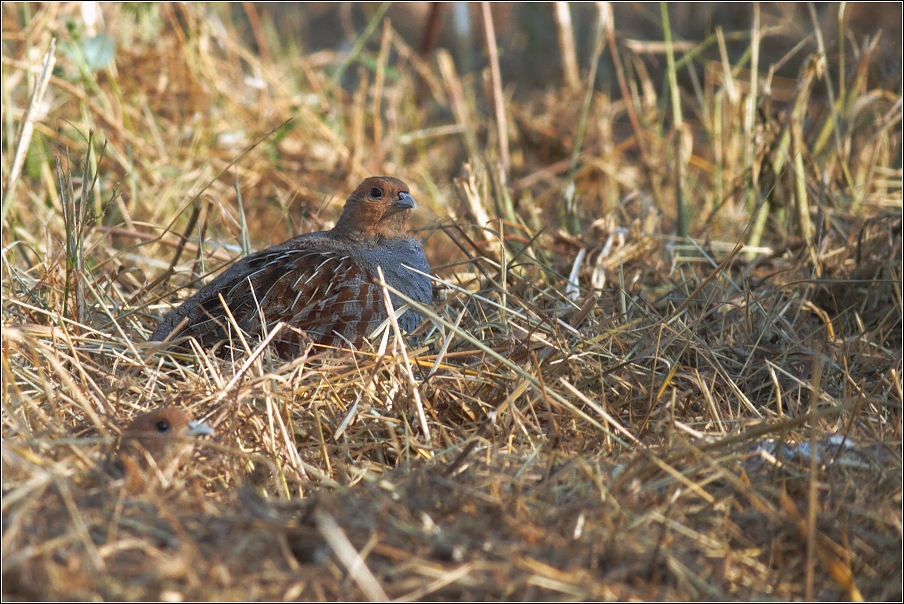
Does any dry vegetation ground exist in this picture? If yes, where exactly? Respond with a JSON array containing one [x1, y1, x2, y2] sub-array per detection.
[[2, 3, 902, 601]]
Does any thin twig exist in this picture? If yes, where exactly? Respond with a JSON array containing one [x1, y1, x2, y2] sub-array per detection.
[[2, 37, 55, 223]]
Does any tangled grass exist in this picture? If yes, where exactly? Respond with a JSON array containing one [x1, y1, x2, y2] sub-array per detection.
[[2, 3, 901, 600]]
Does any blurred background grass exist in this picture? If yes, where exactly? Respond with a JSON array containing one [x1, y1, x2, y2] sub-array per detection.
[[4, 3, 900, 250]]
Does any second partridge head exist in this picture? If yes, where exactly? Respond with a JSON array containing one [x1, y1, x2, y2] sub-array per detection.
[[118, 408, 214, 490]]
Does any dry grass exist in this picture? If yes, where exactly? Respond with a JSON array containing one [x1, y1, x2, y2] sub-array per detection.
[[2, 3, 901, 601]]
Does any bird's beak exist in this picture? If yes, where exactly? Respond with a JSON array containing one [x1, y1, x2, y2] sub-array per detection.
[[186, 420, 215, 437], [391, 192, 417, 211]]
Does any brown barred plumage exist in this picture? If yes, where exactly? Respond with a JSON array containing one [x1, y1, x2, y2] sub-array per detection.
[[149, 176, 432, 355]]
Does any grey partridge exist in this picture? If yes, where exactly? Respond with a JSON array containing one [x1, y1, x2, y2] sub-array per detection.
[[118, 408, 214, 490], [149, 176, 432, 354]]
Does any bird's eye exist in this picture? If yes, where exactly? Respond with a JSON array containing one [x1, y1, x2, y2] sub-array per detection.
[[154, 420, 171, 433], [369, 187, 383, 199]]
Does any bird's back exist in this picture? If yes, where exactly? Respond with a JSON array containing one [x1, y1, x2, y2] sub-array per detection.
[[149, 231, 430, 352], [149, 176, 432, 355]]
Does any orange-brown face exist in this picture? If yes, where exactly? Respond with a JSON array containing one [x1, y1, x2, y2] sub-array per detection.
[[121, 408, 214, 466], [336, 176, 417, 239]]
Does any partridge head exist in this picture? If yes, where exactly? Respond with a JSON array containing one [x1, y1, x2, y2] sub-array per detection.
[[118, 408, 214, 490], [150, 176, 432, 355], [333, 176, 418, 240]]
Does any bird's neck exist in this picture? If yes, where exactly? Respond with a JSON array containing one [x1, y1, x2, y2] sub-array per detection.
[[331, 213, 410, 243]]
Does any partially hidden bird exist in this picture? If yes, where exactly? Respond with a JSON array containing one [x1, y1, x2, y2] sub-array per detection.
[[118, 408, 215, 490], [149, 176, 432, 354]]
